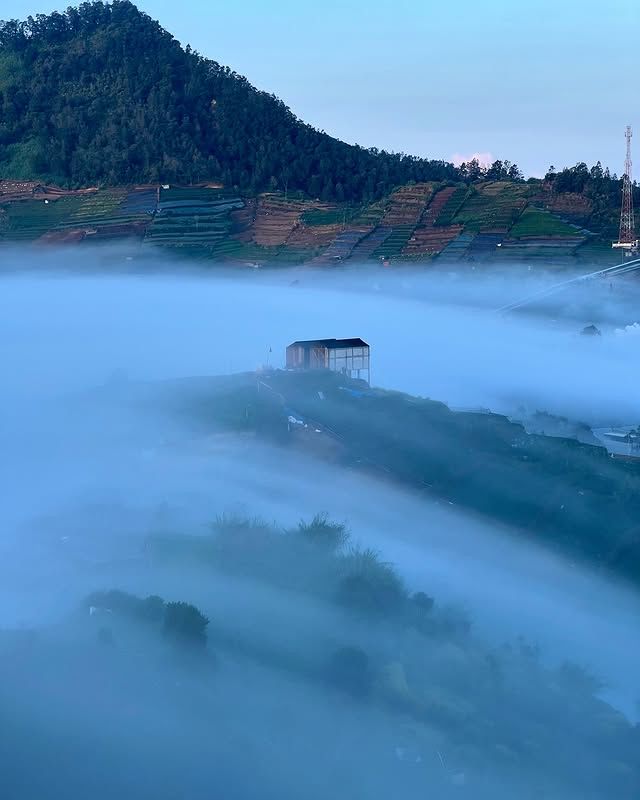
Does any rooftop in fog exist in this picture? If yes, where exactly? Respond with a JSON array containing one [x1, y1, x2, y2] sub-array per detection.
[[288, 338, 369, 350]]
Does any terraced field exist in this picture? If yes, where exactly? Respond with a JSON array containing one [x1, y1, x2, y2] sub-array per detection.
[[0, 180, 94, 203], [371, 224, 417, 259], [437, 231, 476, 262], [452, 182, 529, 234], [0, 196, 86, 242], [510, 207, 582, 238], [249, 194, 308, 247], [313, 199, 387, 264], [309, 229, 370, 264], [287, 222, 342, 249], [402, 187, 462, 258], [434, 185, 469, 226], [348, 226, 392, 261], [144, 187, 243, 254], [301, 206, 356, 226], [368, 184, 434, 259], [0, 180, 617, 266], [51, 188, 153, 241]]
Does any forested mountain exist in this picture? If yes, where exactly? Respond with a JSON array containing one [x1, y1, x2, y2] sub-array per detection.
[[0, 1, 460, 199], [0, 1, 631, 215]]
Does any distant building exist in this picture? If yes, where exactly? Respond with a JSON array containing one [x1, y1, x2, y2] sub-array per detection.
[[592, 426, 640, 461], [286, 338, 370, 384]]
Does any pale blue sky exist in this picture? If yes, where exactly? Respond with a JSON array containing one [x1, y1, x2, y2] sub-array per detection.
[[2, 0, 637, 176]]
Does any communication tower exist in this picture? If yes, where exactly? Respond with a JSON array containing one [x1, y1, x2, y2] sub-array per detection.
[[612, 125, 638, 255]]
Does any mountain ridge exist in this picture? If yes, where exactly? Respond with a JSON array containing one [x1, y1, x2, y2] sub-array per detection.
[[0, 2, 632, 263], [0, 1, 459, 199]]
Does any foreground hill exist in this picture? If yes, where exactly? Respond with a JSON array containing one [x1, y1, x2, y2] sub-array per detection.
[[134, 369, 640, 588], [0, 1, 456, 199]]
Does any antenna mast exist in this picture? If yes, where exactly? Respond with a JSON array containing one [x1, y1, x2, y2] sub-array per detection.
[[612, 125, 638, 255]]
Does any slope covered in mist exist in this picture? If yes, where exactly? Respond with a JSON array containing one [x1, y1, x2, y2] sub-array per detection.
[[2, 263, 640, 799]]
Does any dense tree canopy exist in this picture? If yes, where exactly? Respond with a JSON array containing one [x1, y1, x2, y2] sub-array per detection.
[[545, 161, 640, 235], [0, 1, 462, 198]]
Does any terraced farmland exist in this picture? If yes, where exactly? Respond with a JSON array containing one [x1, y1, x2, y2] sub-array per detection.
[[310, 229, 370, 265], [466, 232, 504, 258], [310, 201, 386, 264], [451, 187, 498, 231], [402, 187, 462, 257], [371, 225, 417, 259], [249, 195, 308, 247], [0, 179, 613, 267], [437, 231, 476, 262], [120, 188, 158, 215], [0, 180, 95, 204], [144, 187, 243, 254], [53, 188, 153, 239], [348, 227, 392, 261], [365, 184, 434, 259], [382, 184, 433, 225], [301, 206, 356, 226], [230, 198, 257, 242], [510, 208, 581, 238], [434, 185, 469, 226], [454, 181, 528, 233], [0, 196, 86, 242]]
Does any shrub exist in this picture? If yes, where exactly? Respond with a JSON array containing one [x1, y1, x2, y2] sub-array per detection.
[[412, 591, 435, 613], [337, 548, 407, 617], [141, 595, 166, 622], [86, 590, 166, 623], [295, 513, 350, 552], [163, 602, 209, 648]]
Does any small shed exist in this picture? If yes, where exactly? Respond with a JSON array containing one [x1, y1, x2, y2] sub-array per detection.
[[286, 338, 370, 384]]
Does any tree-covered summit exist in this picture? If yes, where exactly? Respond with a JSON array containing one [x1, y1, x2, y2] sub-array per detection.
[[0, 1, 460, 198]]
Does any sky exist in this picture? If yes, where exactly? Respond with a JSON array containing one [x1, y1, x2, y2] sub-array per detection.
[[1, 0, 637, 178]]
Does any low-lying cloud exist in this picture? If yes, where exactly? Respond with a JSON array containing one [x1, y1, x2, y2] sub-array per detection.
[[1, 249, 639, 799]]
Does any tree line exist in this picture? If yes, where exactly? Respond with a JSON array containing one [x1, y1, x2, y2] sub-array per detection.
[[545, 161, 640, 233]]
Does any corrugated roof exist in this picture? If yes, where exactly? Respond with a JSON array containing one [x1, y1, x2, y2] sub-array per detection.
[[287, 338, 369, 349]]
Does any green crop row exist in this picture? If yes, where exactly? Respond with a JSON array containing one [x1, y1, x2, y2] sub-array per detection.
[[510, 208, 579, 238], [434, 186, 469, 226]]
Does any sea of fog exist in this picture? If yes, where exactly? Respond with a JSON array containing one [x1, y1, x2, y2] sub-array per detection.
[[2, 253, 640, 425], [1, 253, 639, 725]]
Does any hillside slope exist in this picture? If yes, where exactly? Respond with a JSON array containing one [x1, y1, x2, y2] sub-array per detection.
[[0, 178, 620, 266], [0, 1, 457, 199], [157, 369, 640, 588]]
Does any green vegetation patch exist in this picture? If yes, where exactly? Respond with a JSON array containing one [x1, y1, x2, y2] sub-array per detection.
[[0, 196, 85, 240], [510, 208, 580, 238], [434, 185, 469, 226], [454, 184, 529, 232], [301, 205, 361, 226], [371, 224, 417, 259]]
